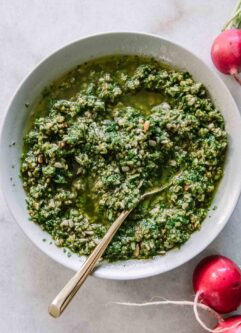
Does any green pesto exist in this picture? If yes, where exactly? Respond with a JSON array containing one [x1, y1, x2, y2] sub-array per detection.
[[20, 55, 227, 261]]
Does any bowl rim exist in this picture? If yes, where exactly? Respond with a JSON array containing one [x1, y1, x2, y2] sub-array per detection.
[[1, 31, 241, 280]]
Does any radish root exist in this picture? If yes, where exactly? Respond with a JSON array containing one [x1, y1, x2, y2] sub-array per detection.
[[193, 292, 221, 332], [232, 73, 241, 85], [111, 295, 241, 332]]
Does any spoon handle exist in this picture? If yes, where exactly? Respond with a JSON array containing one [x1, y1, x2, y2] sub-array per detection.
[[48, 209, 131, 318]]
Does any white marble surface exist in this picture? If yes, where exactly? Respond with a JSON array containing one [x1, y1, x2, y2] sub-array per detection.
[[1, 0, 241, 332]]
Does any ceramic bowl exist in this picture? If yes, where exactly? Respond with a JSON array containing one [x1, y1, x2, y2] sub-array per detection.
[[1, 32, 241, 280]]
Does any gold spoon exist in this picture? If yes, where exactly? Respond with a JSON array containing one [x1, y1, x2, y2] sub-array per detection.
[[48, 175, 180, 318]]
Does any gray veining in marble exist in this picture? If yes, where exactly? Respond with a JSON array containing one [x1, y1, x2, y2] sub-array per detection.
[[1, 0, 241, 332]]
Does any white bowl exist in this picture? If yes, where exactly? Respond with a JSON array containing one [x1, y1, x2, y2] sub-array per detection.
[[1, 32, 241, 280]]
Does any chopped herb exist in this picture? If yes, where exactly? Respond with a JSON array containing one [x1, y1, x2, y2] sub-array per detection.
[[9, 141, 16, 147]]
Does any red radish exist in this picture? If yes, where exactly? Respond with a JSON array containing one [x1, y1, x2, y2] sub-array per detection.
[[211, 29, 241, 84], [214, 316, 241, 333], [211, 0, 241, 85], [193, 255, 241, 313]]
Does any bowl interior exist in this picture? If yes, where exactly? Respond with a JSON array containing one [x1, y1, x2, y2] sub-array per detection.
[[1, 32, 241, 280]]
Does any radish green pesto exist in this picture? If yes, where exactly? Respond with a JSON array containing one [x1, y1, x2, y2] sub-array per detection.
[[20, 55, 227, 261]]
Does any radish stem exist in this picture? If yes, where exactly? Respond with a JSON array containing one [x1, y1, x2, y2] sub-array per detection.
[[223, 0, 241, 30]]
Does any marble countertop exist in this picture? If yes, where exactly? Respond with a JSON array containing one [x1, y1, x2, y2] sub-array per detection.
[[1, 0, 241, 332]]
